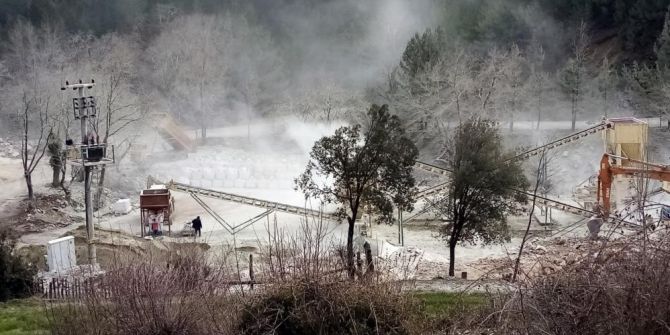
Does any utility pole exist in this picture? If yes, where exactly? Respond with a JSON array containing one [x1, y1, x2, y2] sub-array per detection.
[[62, 79, 112, 269], [398, 207, 404, 246]]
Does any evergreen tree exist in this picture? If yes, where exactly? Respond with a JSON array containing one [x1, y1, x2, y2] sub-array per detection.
[[297, 104, 418, 279], [436, 118, 528, 277], [0, 229, 36, 301], [656, 5, 670, 69], [399, 28, 446, 80]]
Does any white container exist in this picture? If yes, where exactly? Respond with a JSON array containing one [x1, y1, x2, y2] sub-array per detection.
[[47, 236, 76, 273], [113, 199, 132, 214]]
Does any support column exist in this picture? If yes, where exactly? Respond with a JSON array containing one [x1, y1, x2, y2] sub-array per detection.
[[84, 165, 97, 266]]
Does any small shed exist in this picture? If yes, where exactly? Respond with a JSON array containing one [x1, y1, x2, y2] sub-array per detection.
[[139, 185, 174, 237]]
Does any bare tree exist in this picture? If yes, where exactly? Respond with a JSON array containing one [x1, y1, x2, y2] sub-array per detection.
[[89, 34, 143, 208], [380, 45, 475, 143], [4, 21, 63, 206], [148, 14, 228, 141], [19, 93, 52, 206], [443, 49, 473, 124], [498, 44, 527, 131], [527, 43, 548, 129], [474, 48, 505, 118], [513, 150, 546, 282], [596, 57, 616, 119], [231, 21, 284, 139]]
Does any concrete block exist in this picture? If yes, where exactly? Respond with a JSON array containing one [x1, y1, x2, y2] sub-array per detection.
[[113, 199, 132, 215]]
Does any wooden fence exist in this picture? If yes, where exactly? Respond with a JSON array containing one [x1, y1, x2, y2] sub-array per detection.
[[34, 277, 111, 301], [32, 254, 360, 301]]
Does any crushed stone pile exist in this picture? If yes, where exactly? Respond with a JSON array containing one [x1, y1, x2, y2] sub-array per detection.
[[469, 237, 597, 282], [0, 137, 21, 158], [9, 193, 82, 234]]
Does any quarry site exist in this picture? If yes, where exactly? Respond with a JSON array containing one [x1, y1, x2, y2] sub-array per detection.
[[2, 1, 670, 334], [2, 114, 669, 283]]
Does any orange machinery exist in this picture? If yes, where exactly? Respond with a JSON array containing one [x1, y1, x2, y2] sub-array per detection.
[[597, 154, 670, 217]]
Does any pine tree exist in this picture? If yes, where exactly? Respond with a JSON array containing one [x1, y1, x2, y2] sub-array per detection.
[[399, 28, 446, 79], [656, 6, 670, 69]]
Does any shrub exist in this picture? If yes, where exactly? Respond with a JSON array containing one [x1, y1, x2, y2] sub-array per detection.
[[237, 280, 423, 335], [0, 228, 36, 301], [498, 235, 670, 335], [48, 248, 241, 335]]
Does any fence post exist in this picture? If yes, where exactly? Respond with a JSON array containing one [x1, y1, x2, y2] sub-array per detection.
[[364, 242, 374, 274], [356, 251, 362, 275], [48, 279, 54, 300], [249, 254, 254, 290]]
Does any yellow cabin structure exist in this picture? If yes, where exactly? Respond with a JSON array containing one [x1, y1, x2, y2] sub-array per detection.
[[602, 117, 648, 166], [601, 117, 649, 210]]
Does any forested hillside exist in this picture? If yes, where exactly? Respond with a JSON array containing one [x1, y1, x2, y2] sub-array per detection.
[[1, 0, 669, 144], [3, 0, 668, 63]]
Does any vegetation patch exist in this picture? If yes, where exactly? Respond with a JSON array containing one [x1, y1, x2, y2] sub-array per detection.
[[416, 292, 489, 317], [0, 299, 49, 335], [237, 280, 425, 335]]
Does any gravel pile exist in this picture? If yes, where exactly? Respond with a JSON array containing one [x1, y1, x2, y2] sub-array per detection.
[[0, 137, 21, 158]]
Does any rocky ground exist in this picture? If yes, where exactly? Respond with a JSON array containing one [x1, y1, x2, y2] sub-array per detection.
[[0, 137, 21, 158], [8, 193, 81, 234]]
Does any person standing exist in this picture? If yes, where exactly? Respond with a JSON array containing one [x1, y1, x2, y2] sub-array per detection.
[[192, 216, 202, 237]]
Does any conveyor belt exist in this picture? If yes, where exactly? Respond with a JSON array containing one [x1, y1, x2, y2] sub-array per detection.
[[415, 161, 453, 176], [416, 181, 449, 198], [412, 123, 615, 214], [409, 164, 637, 227], [506, 122, 612, 162], [148, 176, 340, 221], [190, 191, 274, 234]]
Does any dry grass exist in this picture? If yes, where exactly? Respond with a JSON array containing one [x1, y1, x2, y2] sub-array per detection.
[[47, 246, 241, 335], [46, 219, 432, 334], [492, 231, 670, 335]]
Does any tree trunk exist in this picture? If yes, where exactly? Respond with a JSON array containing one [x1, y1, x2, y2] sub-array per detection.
[[95, 167, 106, 210], [199, 80, 207, 143], [25, 173, 34, 202], [347, 217, 355, 279], [52, 164, 61, 188], [456, 96, 461, 124], [536, 92, 542, 130], [513, 182, 540, 282], [364, 241, 374, 275], [60, 162, 70, 200], [448, 241, 456, 277], [571, 95, 577, 131]]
